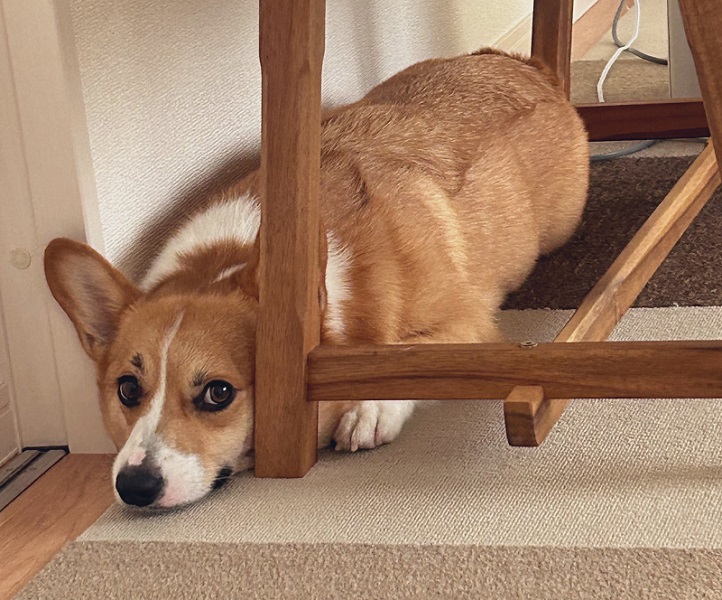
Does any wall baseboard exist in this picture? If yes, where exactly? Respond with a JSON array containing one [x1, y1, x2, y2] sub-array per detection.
[[572, 0, 634, 60], [495, 0, 634, 60], [494, 13, 534, 55]]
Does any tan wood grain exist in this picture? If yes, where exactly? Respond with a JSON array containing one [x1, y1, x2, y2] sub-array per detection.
[[531, 0, 574, 97], [504, 142, 720, 446], [0, 454, 114, 600], [254, 0, 325, 478], [504, 386, 548, 446], [307, 340, 722, 401], [679, 0, 722, 173]]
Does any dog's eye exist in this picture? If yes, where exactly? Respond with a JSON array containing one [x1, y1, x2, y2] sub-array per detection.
[[197, 380, 236, 412], [117, 375, 143, 408]]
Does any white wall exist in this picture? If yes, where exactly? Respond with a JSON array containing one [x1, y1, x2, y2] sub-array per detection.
[[70, 0, 534, 281], [0, 306, 20, 464], [668, 0, 700, 98]]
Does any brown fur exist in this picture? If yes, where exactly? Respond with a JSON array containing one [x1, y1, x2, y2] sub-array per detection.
[[45, 50, 588, 499], [227, 50, 588, 345]]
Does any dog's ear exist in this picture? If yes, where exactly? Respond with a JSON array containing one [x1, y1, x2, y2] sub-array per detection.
[[239, 221, 328, 312], [44, 238, 141, 361]]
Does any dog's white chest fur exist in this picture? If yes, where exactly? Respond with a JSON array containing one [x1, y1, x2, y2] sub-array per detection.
[[141, 193, 352, 338]]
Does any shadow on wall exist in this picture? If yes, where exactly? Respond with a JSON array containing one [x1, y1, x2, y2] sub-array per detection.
[[339, 0, 466, 98], [71, 0, 266, 282], [115, 151, 261, 283], [86, 0, 516, 282]]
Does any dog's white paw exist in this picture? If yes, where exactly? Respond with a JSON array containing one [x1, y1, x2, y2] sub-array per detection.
[[333, 401, 415, 452]]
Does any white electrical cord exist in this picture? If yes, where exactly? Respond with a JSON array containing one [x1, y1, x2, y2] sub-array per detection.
[[596, 0, 642, 102], [590, 0, 661, 161]]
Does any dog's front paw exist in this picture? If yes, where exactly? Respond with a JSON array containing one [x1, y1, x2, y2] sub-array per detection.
[[333, 401, 415, 452]]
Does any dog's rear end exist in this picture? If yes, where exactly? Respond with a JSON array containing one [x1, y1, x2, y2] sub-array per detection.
[[314, 49, 589, 346], [313, 49, 589, 448]]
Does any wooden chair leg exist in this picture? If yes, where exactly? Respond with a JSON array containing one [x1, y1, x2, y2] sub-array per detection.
[[531, 0, 574, 98], [504, 142, 721, 446], [679, 0, 722, 173], [254, 0, 325, 477]]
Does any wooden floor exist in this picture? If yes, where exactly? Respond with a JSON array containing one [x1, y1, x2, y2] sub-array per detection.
[[0, 454, 114, 600]]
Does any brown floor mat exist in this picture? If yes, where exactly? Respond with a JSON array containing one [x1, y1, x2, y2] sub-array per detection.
[[504, 156, 722, 310]]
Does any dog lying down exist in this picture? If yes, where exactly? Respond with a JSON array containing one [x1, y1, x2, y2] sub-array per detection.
[[44, 49, 589, 509]]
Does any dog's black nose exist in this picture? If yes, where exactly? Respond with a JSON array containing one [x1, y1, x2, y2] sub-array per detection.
[[115, 465, 164, 507]]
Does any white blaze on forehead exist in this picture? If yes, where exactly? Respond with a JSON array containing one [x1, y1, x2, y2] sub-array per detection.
[[112, 312, 184, 484]]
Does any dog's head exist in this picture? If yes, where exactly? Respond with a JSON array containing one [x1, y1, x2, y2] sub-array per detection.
[[44, 238, 270, 509]]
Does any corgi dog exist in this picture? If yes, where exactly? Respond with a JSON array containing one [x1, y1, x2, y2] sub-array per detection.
[[44, 49, 589, 509]]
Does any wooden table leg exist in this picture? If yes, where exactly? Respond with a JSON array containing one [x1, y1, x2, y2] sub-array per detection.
[[255, 0, 325, 477], [531, 0, 574, 98], [679, 0, 722, 173], [504, 142, 721, 446]]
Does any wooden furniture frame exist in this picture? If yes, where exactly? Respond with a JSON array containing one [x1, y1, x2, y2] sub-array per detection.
[[255, 0, 722, 477]]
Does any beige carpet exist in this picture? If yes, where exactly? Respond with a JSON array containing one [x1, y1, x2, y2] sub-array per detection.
[[570, 59, 705, 161], [18, 306, 722, 599], [572, 59, 670, 104], [580, 0, 669, 64], [19, 544, 722, 600]]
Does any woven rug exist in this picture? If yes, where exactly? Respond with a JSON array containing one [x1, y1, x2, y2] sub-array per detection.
[[17, 155, 722, 599], [505, 156, 722, 309]]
